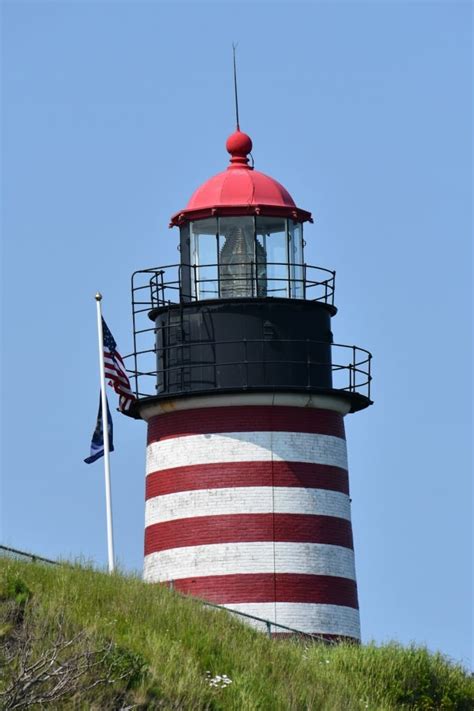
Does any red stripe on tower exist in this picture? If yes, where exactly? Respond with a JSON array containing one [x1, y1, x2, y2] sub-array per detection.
[[147, 405, 346, 442], [146, 462, 350, 498], [173, 574, 358, 607], [144, 514, 354, 552]]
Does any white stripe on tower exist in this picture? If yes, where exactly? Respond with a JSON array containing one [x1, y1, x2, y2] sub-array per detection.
[[146, 431, 348, 472], [144, 542, 356, 581], [145, 487, 351, 525], [224, 603, 361, 638]]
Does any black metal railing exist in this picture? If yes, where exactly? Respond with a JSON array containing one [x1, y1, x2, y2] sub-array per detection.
[[132, 262, 336, 313], [124, 334, 372, 404], [126, 263, 372, 409], [0, 544, 58, 566]]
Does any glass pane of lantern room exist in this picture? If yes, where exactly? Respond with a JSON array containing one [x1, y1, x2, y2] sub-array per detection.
[[289, 221, 304, 298], [255, 217, 288, 298], [218, 216, 256, 298], [190, 218, 218, 300]]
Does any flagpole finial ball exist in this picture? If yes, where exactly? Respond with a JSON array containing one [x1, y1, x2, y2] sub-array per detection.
[[95, 292, 103, 301]]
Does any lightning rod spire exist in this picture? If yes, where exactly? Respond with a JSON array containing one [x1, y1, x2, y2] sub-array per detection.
[[232, 43, 240, 131]]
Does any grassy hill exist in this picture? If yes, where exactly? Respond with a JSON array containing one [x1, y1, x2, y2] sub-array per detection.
[[1, 558, 472, 710]]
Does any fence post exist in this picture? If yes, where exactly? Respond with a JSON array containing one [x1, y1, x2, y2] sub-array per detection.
[[352, 345, 356, 392], [193, 263, 198, 301], [368, 353, 372, 400], [159, 270, 165, 305], [266, 620, 272, 637], [131, 275, 139, 398]]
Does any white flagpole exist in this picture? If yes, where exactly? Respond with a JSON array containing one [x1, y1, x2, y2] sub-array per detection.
[[94, 292, 115, 573]]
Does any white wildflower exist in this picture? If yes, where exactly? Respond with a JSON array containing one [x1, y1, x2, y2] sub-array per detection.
[[206, 672, 233, 689]]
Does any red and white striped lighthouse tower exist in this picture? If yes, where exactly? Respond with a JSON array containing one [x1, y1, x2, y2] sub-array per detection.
[[129, 129, 372, 641]]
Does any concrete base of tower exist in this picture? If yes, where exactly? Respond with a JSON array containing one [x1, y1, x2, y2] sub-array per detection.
[[142, 393, 360, 642]]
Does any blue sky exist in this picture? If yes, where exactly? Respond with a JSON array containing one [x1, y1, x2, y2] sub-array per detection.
[[1, 1, 472, 667]]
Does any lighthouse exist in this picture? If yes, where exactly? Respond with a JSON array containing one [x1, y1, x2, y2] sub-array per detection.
[[128, 128, 372, 641]]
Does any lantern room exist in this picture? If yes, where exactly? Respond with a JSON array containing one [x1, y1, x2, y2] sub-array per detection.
[[127, 128, 372, 416], [170, 130, 312, 302]]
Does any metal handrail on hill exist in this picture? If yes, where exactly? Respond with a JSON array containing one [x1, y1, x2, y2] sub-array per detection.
[[0, 545, 334, 643], [200, 598, 335, 644], [0, 544, 58, 566]]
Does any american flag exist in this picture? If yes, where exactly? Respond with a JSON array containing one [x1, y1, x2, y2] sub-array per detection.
[[102, 318, 136, 413]]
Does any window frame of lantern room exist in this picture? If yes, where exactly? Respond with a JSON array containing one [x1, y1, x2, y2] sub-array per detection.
[[288, 219, 305, 299], [255, 215, 290, 299], [189, 217, 219, 301]]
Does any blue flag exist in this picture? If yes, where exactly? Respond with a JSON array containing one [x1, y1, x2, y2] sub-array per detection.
[[84, 394, 114, 464]]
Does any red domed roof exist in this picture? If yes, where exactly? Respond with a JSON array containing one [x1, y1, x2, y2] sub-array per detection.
[[170, 130, 312, 227]]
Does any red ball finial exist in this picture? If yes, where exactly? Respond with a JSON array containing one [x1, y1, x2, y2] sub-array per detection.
[[226, 130, 252, 168]]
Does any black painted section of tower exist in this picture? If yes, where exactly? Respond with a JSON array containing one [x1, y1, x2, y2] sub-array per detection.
[[149, 297, 342, 399]]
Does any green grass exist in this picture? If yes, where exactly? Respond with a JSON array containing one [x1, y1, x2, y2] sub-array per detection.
[[1, 558, 472, 710]]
